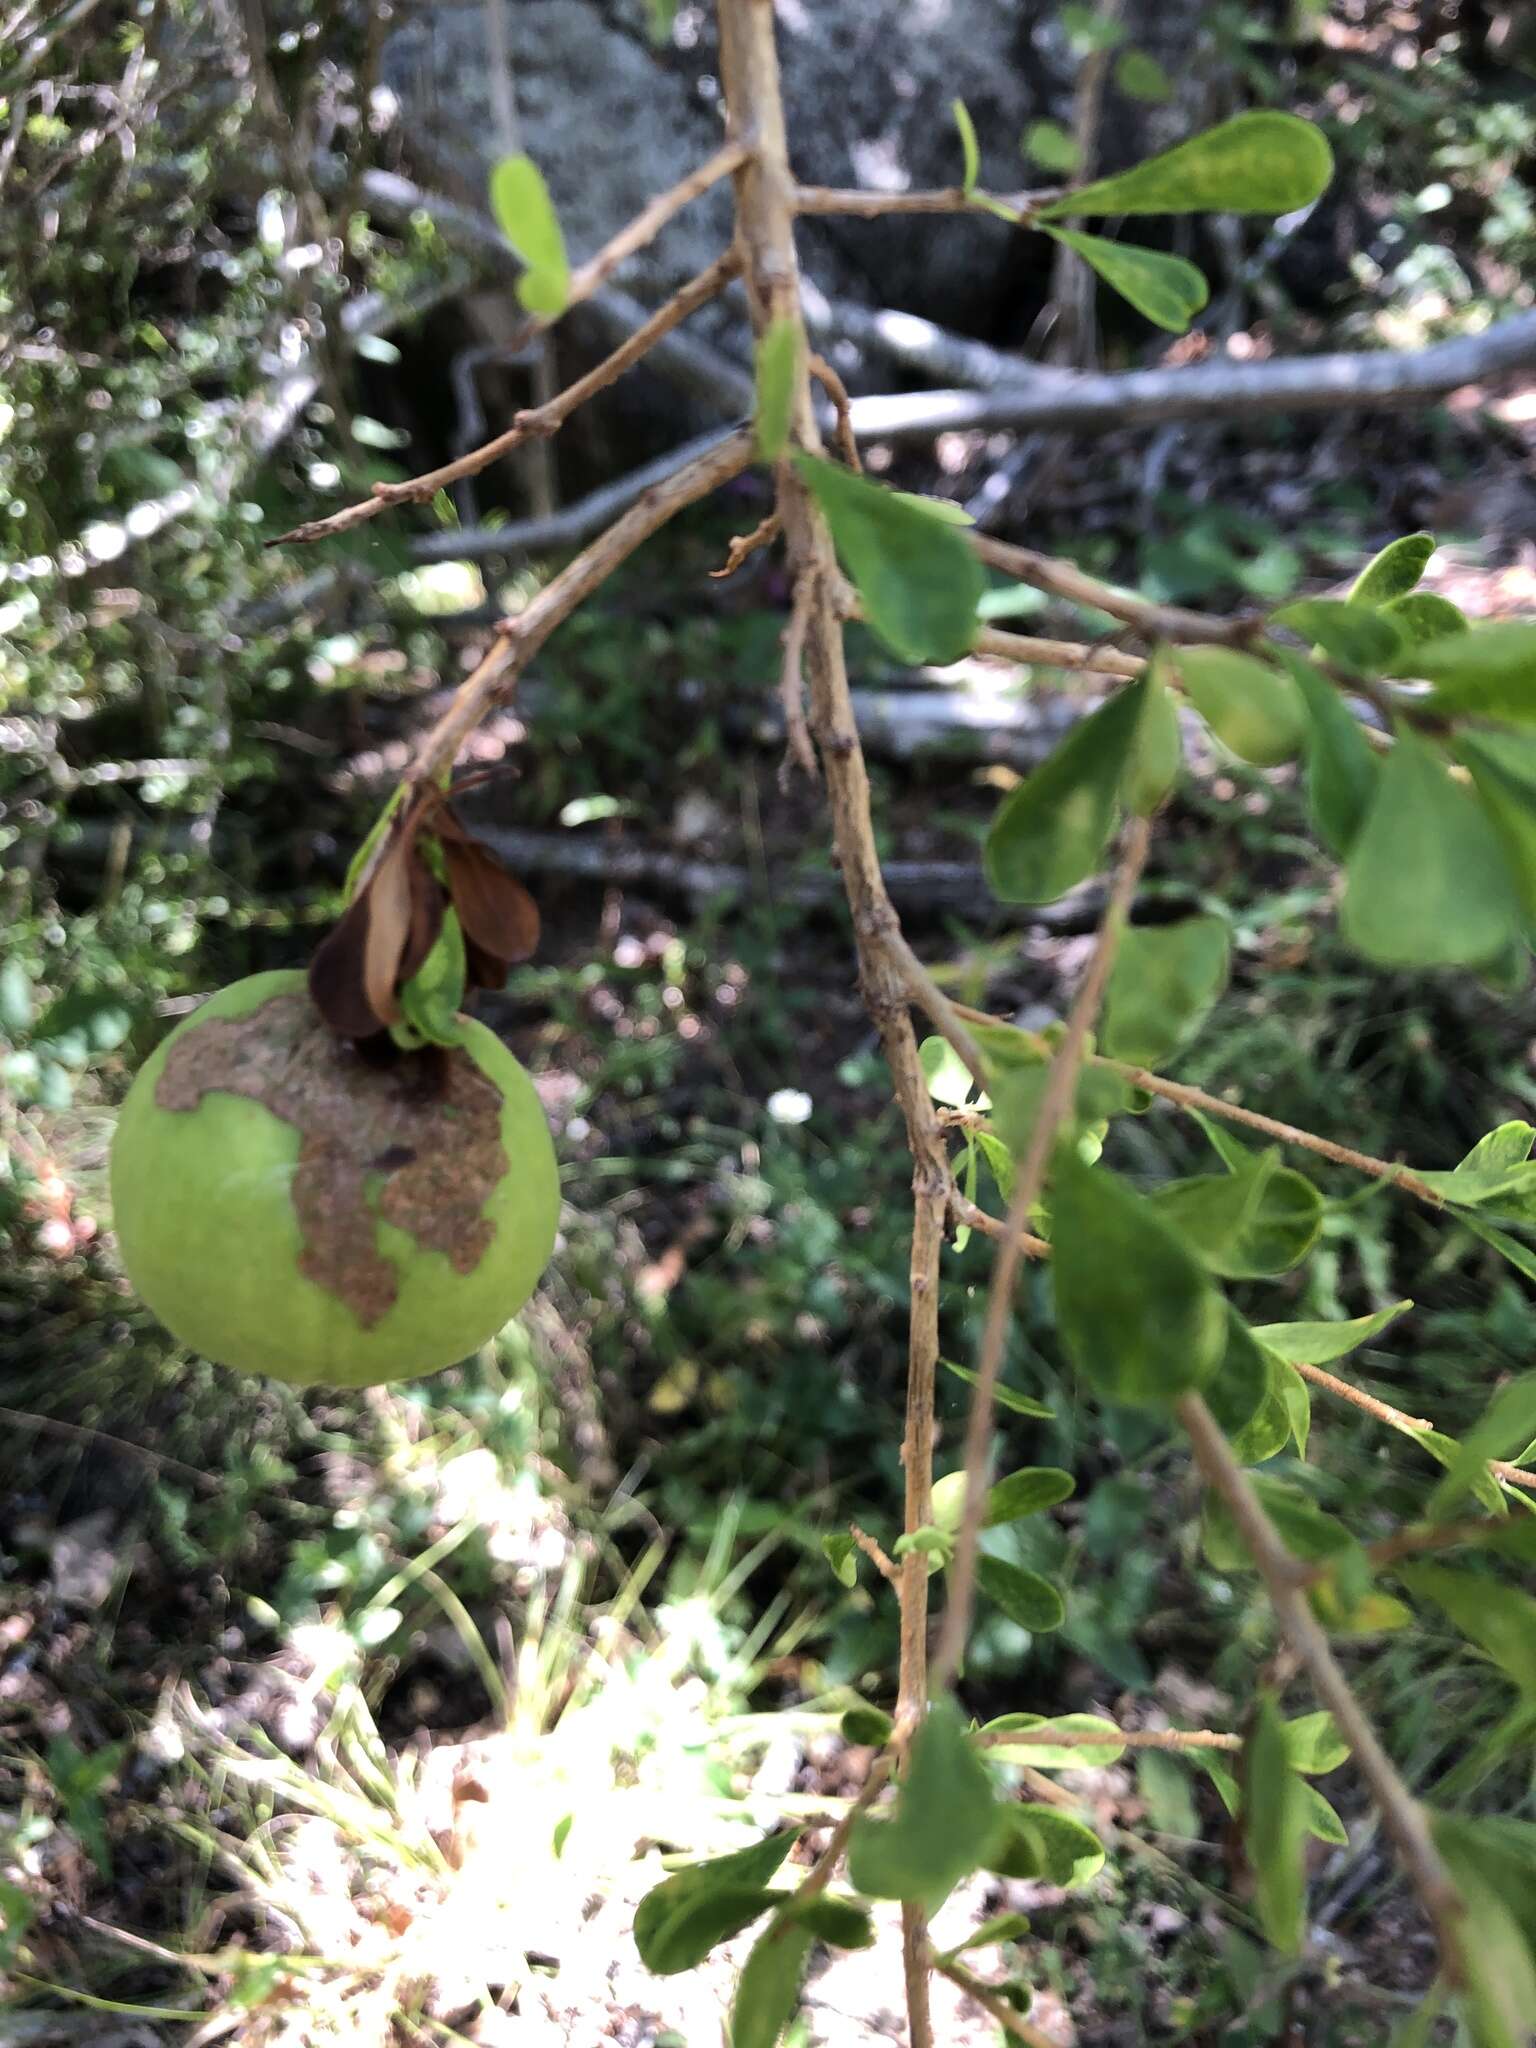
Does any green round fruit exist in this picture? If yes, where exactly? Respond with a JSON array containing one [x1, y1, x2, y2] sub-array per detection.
[[110, 971, 559, 1387]]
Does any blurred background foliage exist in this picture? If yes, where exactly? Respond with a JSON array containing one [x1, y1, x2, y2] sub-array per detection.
[[4, 1, 1536, 2041]]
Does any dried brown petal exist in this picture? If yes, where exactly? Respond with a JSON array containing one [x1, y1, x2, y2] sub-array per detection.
[[309, 889, 390, 1040], [437, 808, 540, 967]]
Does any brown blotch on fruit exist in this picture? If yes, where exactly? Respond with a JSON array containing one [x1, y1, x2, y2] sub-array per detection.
[[155, 992, 507, 1328]]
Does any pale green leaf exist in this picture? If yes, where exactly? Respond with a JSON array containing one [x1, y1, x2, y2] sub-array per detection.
[[1114, 48, 1173, 101], [976, 1555, 1065, 1632], [983, 1467, 1076, 1526], [1173, 646, 1306, 765], [1403, 1563, 1536, 1700], [1250, 1301, 1412, 1364], [1243, 1693, 1308, 1953], [1122, 654, 1184, 815], [1272, 647, 1378, 856], [1350, 532, 1434, 607], [488, 154, 570, 317], [1023, 120, 1081, 174], [846, 1699, 1000, 1903], [1042, 227, 1208, 332], [1153, 1150, 1323, 1280], [1273, 596, 1404, 676], [1458, 727, 1536, 922], [953, 97, 980, 195], [1382, 590, 1468, 647], [941, 1358, 1053, 1419], [984, 1804, 1105, 1887], [1040, 111, 1332, 219], [730, 1919, 812, 2048], [1406, 621, 1536, 721], [979, 1712, 1126, 1769], [635, 1830, 797, 1974]]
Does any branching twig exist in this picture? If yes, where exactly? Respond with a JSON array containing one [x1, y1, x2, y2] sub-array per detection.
[[274, 250, 741, 545], [932, 814, 1152, 1693], [1293, 1360, 1536, 1496], [850, 1521, 899, 1583], [1178, 1391, 1466, 1980], [393, 428, 752, 802], [535, 139, 748, 341], [1098, 1064, 1445, 1207], [943, 1030, 1446, 1209], [789, 1759, 893, 1911], [710, 508, 781, 578]]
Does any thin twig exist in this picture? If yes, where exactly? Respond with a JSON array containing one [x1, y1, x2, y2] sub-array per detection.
[[972, 625, 1146, 678], [710, 508, 781, 578], [274, 250, 741, 544], [930, 1953, 1059, 2048], [396, 428, 753, 801], [932, 815, 1152, 1693], [550, 140, 748, 335], [943, 1031, 1447, 1210], [794, 184, 1052, 220], [778, 571, 819, 786], [849, 1521, 899, 1583], [969, 532, 1260, 647], [1292, 1360, 1536, 1496], [974, 1724, 1241, 1754], [808, 351, 860, 470], [789, 1760, 893, 1911], [1099, 1066, 1446, 1207], [1178, 1390, 1466, 1981]]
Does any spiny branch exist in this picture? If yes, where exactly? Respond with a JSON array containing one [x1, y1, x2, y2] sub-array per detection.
[[932, 814, 1152, 1694]]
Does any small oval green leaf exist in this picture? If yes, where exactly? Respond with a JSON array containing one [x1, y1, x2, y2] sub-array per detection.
[[488, 154, 570, 317], [1173, 646, 1306, 765], [1350, 532, 1434, 607], [1051, 1150, 1228, 1407], [1044, 227, 1208, 332], [1341, 733, 1521, 968], [1040, 111, 1332, 220], [795, 452, 984, 665], [975, 1556, 1066, 1632], [1101, 915, 1230, 1071], [983, 679, 1146, 903]]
